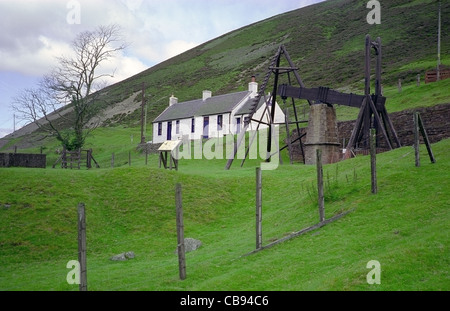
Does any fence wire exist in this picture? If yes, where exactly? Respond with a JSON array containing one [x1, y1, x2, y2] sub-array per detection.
[[1, 143, 438, 291]]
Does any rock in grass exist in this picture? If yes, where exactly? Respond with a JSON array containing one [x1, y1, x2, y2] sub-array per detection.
[[175, 238, 202, 254], [110, 251, 135, 261]]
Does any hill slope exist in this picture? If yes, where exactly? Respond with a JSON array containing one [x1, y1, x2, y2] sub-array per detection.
[[0, 138, 448, 291], [5, 0, 448, 141], [93, 0, 449, 127]]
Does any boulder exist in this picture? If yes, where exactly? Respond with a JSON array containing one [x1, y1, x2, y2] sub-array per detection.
[[110, 251, 135, 261], [175, 238, 202, 254]]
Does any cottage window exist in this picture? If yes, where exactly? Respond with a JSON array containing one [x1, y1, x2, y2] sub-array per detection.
[[191, 118, 195, 133], [176, 120, 180, 134], [217, 115, 223, 131], [158, 122, 162, 136]]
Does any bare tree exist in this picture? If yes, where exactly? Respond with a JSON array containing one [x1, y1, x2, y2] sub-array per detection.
[[13, 24, 126, 150]]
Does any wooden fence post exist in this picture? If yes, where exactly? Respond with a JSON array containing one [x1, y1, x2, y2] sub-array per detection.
[[417, 74, 420, 86], [175, 183, 186, 280], [111, 153, 115, 168], [87, 149, 92, 169], [370, 128, 377, 194], [316, 149, 325, 222], [414, 112, 420, 167], [398, 78, 402, 92], [77, 203, 87, 291], [417, 113, 436, 164], [256, 167, 262, 250]]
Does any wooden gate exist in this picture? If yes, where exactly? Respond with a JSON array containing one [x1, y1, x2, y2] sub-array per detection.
[[53, 148, 100, 169]]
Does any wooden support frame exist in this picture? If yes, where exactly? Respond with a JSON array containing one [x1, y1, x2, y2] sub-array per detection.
[[226, 45, 309, 170], [227, 35, 401, 169], [345, 35, 401, 153], [276, 35, 401, 158], [414, 111, 436, 166]]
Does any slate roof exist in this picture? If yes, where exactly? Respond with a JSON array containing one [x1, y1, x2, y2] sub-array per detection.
[[153, 91, 251, 123], [234, 96, 266, 116]]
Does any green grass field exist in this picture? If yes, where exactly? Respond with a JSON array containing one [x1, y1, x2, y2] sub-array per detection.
[[1, 134, 448, 291]]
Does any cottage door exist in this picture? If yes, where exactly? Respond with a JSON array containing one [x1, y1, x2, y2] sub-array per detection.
[[167, 121, 172, 140]]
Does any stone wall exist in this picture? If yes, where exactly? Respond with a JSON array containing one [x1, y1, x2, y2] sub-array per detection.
[[0, 153, 46, 168], [290, 103, 450, 162], [337, 103, 450, 148]]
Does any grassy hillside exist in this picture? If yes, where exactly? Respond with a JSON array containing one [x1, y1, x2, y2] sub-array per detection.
[[34, 0, 449, 129], [2, 0, 448, 149], [0, 136, 448, 291]]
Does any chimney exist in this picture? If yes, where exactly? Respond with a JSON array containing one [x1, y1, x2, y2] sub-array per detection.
[[169, 94, 178, 106], [249, 76, 258, 98], [203, 90, 212, 101]]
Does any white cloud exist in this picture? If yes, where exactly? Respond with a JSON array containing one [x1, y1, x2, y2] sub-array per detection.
[[165, 40, 199, 59], [0, 0, 324, 78], [96, 52, 149, 86]]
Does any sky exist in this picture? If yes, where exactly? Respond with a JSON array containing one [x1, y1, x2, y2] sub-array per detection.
[[0, 0, 324, 138]]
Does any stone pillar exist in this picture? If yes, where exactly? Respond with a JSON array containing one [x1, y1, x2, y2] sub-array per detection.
[[304, 104, 340, 165]]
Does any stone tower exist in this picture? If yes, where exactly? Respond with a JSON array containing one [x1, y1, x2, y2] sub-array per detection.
[[304, 104, 340, 165]]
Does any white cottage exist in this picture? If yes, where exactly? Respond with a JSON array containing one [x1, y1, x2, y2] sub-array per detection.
[[152, 78, 285, 144]]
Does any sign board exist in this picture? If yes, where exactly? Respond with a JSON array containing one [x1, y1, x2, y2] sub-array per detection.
[[158, 140, 182, 152]]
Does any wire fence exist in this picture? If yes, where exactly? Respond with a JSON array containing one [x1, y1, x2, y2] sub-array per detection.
[[1, 141, 438, 291]]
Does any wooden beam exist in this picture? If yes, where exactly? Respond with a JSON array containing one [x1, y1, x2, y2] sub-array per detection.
[[367, 96, 393, 150], [346, 97, 368, 151], [225, 123, 249, 170], [279, 134, 306, 152], [242, 210, 353, 257], [256, 167, 262, 250], [417, 113, 436, 164], [280, 45, 314, 106], [414, 112, 420, 167], [365, 34, 371, 96], [284, 108, 293, 164], [380, 108, 402, 148], [267, 53, 282, 162], [278, 85, 371, 108], [269, 66, 299, 71]]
